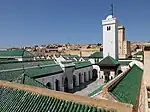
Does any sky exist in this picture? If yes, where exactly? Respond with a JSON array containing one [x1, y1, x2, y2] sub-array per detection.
[[0, 0, 149, 48]]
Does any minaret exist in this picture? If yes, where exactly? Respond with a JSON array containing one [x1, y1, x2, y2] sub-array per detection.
[[102, 5, 118, 60]]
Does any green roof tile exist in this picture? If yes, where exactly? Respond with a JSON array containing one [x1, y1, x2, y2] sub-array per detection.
[[89, 51, 103, 58], [0, 86, 111, 112], [0, 69, 23, 81], [0, 60, 56, 70], [0, 50, 34, 57], [25, 64, 63, 78], [13, 74, 47, 88], [98, 56, 119, 66], [74, 61, 91, 69], [110, 64, 143, 106]]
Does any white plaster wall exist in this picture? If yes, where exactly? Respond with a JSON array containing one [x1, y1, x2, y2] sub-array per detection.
[[102, 18, 118, 60], [36, 73, 64, 91]]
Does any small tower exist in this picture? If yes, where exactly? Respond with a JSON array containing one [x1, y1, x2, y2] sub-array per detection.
[[102, 7, 118, 60]]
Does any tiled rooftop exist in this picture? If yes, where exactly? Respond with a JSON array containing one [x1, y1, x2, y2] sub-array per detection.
[[0, 50, 34, 57], [0, 81, 115, 112], [98, 56, 119, 67], [110, 64, 143, 106], [74, 61, 91, 69]]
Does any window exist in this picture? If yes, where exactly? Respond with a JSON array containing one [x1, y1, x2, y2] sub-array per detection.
[[107, 26, 111, 31]]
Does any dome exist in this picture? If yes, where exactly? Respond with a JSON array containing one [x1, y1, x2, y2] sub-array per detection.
[[106, 15, 113, 20]]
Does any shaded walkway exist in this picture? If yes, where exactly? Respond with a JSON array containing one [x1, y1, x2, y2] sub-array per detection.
[[73, 79, 104, 96]]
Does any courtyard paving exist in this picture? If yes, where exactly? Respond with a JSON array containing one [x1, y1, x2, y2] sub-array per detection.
[[73, 79, 104, 96]]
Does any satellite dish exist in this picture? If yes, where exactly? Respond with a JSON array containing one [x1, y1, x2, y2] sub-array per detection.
[[106, 15, 113, 20]]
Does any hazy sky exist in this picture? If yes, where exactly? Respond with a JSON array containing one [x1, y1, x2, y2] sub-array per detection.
[[0, 0, 149, 47]]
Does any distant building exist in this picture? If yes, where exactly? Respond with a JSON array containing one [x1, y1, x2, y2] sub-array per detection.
[[118, 26, 131, 59], [102, 15, 118, 60]]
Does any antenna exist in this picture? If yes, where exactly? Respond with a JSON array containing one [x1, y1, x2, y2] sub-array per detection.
[[110, 4, 114, 16]]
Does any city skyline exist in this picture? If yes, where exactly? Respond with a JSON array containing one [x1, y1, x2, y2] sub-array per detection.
[[0, 0, 149, 47]]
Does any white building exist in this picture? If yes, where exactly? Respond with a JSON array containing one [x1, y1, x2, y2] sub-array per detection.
[[102, 15, 118, 60]]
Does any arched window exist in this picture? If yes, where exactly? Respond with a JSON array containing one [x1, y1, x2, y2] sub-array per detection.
[[46, 82, 51, 89], [107, 26, 111, 31]]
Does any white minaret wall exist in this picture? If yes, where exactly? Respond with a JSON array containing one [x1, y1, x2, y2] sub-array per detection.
[[102, 15, 118, 60]]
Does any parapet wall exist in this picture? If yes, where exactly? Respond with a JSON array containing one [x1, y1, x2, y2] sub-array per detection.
[[144, 50, 150, 86]]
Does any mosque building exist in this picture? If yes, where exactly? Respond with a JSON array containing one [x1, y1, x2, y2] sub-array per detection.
[[0, 13, 146, 112]]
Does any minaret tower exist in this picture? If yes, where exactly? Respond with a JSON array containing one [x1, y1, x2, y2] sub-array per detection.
[[102, 4, 118, 60]]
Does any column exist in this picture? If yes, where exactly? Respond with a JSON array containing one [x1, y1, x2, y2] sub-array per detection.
[[81, 74, 84, 83], [110, 71, 115, 79], [75, 75, 80, 86], [90, 71, 93, 80], [100, 71, 104, 78], [86, 72, 89, 81], [100, 71, 104, 82], [97, 71, 100, 79], [68, 83, 73, 90]]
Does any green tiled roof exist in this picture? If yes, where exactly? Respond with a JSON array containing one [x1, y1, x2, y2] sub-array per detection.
[[0, 86, 111, 112], [13, 74, 47, 88], [110, 64, 143, 106], [0, 69, 23, 81], [119, 60, 132, 66], [89, 51, 103, 58], [98, 56, 119, 66], [0, 50, 34, 57], [134, 51, 144, 56], [0, 60, 56, 71], [25, 65, 63, 78], [74, 61, 91, 69], [0, 64, 63, 81]]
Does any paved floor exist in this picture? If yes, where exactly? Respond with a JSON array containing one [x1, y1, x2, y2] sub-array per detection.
[[73, 79, 104, 96]]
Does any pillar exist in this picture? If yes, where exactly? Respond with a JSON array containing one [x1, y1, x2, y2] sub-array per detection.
[[97, 71, 100, 79], [90, 71, 93, 80], [110, 71, 115, 79], [84, 72, 89, 82], [68, 83, 73, 90], [100, 71, 104, 78], [86, 72, 89, 81], [81, 74, 84, 83], [100, 71, 104, 82], [75, 75, 79, 86]]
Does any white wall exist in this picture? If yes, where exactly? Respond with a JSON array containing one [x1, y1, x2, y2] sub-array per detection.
[[102, 17, 118, 60]]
